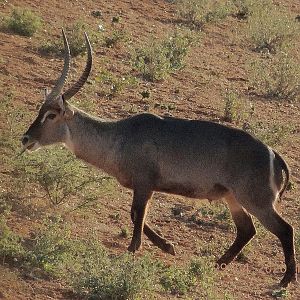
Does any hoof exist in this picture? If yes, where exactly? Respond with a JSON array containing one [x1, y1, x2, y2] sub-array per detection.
[[164, 242, 176, 256], [127, 239, 141, 253]]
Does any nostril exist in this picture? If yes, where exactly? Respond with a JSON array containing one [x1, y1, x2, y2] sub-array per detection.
[[22, 136, 29, 145]]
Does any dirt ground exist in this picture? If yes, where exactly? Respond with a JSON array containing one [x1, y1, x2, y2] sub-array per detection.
[[0, 0, 299, 299]]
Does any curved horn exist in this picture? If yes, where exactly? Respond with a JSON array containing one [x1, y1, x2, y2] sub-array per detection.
[[62, 32, 93, 101], [46, 28, 71, 102]]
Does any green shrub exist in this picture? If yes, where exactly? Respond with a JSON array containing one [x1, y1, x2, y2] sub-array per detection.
[[164, 29, 194, 70], [248, 51, 300, 101], [39, 21, 99, 57], [160, 258, 215, 296], [1, 7, 42, 36], [119, 227, 130, 238], [243, 121, 294, 147], [133, 30, 193, 81], [72, 251, 160, 300], [189, 202, 231, 228], [223, 90, 253, 124], [176, 0, 233, 29], [271, 288, 289, 298], [160, 265, 196, 295], [28, 216, 73, 276], [133, 39, 171, 81], [95, 69, 137, 98], [102, 27, 127, 48], [0, 215, 26, 263], [204, 1, 234, 24], [232, 0, 272, 19], [246, 5, 298, 53]]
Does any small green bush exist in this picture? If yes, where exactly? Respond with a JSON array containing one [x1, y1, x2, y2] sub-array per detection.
[[246, 5, 298, 53], [28, 216, 73, 276], [160, 265, 196, 295], [95, 69, 137, 98], [243, 121, 294, 147], [160, 258, 215, 296], [176, 0, 233, 29], [119, 227, 130, 238], [2, 8, 42, 36], [133, 39, 171, 81], [248, 51, 300, 101], [232, 0, 272, 19], [164, 29, 194, 70], [39, 21, 99, 57], [102, 28, 127, 48], [72, 251, 160, 300], [133, 30, 194, 81], [189, 202, 231, 229], [223, 90, 253, 124], [0, 215, 26, 263]]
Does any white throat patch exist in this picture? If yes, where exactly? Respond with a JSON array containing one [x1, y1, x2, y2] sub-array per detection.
[[63, 126, 75, 152]]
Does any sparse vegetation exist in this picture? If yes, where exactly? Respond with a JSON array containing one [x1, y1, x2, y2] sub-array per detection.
[[95, 69, 137, 98], [133, 39, 172, 81], [72, 252, 160, 299], [223, 90, 253, 124], [271, 288, 289, 299], [0, 0, 299, 298], [133, 29, 194, 81], [243, 121, 294, 147], [39, 21, 99, 57], [246, 3, 299, 53], [119, 227, 130, 238], [27, 216, 74, 276], [248, 51, 300, 101], [1, 7, 42, 36], [176, 0, 233, 29], [160, 264, 196, 295], [160, 258, 215, 298], [232, 0, 272, 19], [102, 27, 127, 48], [188, 202, 231, 229], [0, 214, 26, 264]]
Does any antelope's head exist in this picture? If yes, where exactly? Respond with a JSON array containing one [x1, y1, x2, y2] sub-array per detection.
[[21, 29, 92, 153]]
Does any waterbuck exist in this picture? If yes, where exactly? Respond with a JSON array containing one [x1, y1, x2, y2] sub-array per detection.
[[21, 30, 296, 287]]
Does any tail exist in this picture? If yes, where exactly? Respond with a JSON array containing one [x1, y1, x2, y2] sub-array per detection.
[[273, 150, 290, 199]]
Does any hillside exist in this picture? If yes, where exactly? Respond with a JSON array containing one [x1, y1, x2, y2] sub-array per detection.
[[0, 0, 299, 299]]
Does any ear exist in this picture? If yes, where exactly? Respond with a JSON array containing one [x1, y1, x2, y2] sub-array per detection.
[[57, 95, 65, 113], [59, 95, 74, 119], [64, 105, 75, 119], [42, 88, 50, 100]]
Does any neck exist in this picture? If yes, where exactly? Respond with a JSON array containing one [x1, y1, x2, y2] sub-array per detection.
[[64, 106, 119, 177]]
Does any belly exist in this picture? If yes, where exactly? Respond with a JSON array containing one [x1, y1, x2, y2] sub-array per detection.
[[155, 182, 229, 200]]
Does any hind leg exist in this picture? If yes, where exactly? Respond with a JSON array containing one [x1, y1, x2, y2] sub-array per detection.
[[217, 195, 256, 266], [250, 206, 296, 287]]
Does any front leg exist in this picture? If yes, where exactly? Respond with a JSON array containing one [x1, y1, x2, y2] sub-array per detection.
[[129, 206, 176, 255], [128, 187, 152, 253]]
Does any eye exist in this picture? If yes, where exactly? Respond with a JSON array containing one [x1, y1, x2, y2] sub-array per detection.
[[47, 113, 56, 120]]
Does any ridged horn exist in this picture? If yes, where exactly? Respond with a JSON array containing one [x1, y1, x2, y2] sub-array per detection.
[[62, 32, 93, 101], [46, 29, 70, 102]]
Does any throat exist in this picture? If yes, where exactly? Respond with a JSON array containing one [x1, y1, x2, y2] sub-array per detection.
[[63, 126, 75, 152], [63, 110, 119, 177]]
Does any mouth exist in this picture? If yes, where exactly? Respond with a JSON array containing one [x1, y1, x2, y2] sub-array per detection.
[[26, 143, 35, 150], [19, 142, 40, 156]]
